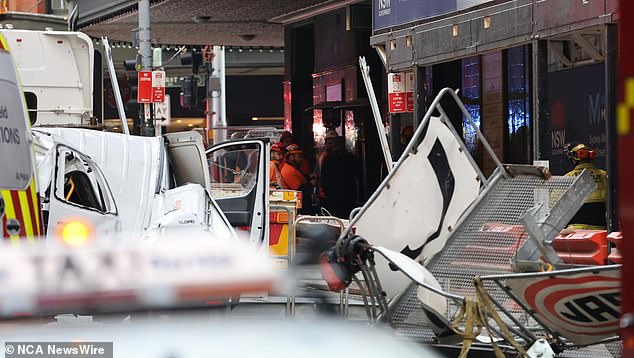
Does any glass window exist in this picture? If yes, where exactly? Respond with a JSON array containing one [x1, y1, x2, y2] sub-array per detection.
[[24, 92, 37, 125], [56, 147, 116, 214], [344, 110, 357, 153], [207, 143, 260, 198], [505, 45, 532, 164], [461, 56, 481, 156]]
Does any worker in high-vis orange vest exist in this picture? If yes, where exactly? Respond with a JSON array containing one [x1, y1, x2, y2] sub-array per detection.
[[281, 144, 312, 212], [269, 142, 288, 189], [280, 144, 307, 191]]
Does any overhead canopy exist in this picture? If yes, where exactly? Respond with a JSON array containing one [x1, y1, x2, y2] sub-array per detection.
[[305, 98, 370, 112], [78, 0, 363, 47], [333, 98, 370, 109]]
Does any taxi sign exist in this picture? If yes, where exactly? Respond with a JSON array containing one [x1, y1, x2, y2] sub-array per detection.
[[0, 232, 280, 316], [0, 49, 33, 190]]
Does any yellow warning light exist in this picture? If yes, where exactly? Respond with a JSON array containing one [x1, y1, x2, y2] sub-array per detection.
[[59, 220, 92, 246]]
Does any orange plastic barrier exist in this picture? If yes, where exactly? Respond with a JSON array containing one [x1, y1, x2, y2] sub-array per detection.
[[607, 231, 623, 264], [553, 230, 608, 265]]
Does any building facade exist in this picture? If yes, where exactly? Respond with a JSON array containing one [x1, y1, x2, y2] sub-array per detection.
[[371, 0, 619, 229], [284, 4, 386, 201]]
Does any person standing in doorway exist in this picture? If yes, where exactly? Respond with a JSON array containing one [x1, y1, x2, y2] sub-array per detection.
[[320, 135, 358, 218]]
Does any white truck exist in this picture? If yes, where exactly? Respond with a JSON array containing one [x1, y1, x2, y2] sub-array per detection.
[[1, 28, 289, 254], [0, 29, 94, 126], [0, 28, 239, 242], [32, 128, 237, 241]]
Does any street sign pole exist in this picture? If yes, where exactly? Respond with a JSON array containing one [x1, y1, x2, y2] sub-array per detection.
[[138, 0, 154, 137]]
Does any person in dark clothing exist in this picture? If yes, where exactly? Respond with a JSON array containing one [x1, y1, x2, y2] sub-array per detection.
[[320, 136, 358, 219]]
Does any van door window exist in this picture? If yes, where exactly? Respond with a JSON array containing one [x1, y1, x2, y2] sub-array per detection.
[[208, 143, 260, 198], [24, 91, 37, 125], [55, 146, 116, 214]]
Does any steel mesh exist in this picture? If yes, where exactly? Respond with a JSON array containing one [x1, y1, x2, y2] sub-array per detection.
[[391, 172, 597, 346], [428, 173, 576, 317]]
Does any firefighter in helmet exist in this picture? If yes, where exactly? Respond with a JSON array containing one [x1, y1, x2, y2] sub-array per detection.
[[280, 144, 307, 191], [562, 143, 607, 231], [281, 144, 312, 212], [269, 142, 288, 189]]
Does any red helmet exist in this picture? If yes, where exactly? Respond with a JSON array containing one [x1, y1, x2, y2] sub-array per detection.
[[566, 143, 596, 161], [285, 144, 303, 156], [271, 142, 286, 153], [401, 125, 414, 137]]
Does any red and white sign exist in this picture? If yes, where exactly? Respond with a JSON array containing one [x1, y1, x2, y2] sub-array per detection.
[[388, 72, 414, 113], [405, 72, 414, 112], [154, 94, 171, 126], [505, 267, 621, 345], [138, 70, 166, 103], [152, 70, 166, 103]]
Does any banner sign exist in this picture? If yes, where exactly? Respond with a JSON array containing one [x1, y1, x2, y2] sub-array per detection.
[[373, 0, 493, 30], [505, 266, 621, 345], [545, 64, 606, 175]]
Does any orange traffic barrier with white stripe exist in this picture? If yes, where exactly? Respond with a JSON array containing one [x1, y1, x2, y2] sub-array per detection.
[[269, 190, 301, 268]]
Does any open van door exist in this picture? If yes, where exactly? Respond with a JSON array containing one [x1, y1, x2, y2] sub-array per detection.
[[164, 132, 211, 193], [206, 139, 269, 245], [45, 144, 120, 239]]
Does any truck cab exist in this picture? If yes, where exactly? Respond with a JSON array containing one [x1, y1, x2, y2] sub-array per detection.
[[35, 128, 235, 241], [0, 29, 94, 126]]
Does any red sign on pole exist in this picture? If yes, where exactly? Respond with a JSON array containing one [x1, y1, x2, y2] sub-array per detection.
[[137, 70, 166, 103], [388, 73, 406, 113], [138, 71, 153, 103], [405, 72, 414, 112], [388, 72, 414, 113]]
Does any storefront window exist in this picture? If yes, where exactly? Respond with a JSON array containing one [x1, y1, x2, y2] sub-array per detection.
[[344, 110, 357, 153], [505, 45, 531, 164], [461, 56, 481, 155]]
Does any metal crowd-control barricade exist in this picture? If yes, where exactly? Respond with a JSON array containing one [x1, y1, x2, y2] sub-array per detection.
[[269, 204, 295, 315], [292, 215, 348, 316]]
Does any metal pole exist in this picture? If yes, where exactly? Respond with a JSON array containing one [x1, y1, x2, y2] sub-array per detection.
[[359, 56, 393, 171], [605, 24, 618, 232], [211, 45, 227, 144], [138, 0, 154, 137], [102, 37, 130, 135], [532, 40, 548, 161]]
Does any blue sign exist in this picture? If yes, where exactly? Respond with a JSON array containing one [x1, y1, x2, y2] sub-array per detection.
[[545, 64, 606, 175], [373, 0, 493, 31]]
